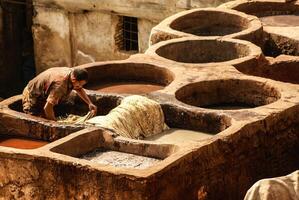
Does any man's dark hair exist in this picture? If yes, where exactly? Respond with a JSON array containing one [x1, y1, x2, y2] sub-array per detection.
[[72, 68, 89, 81]]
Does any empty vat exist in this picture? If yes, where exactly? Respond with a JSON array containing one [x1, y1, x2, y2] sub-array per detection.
[[235, 56, 299, 84], [150, 8, 262, 45], [220, 0, 299, 56], [146, 38, 262, 68], [175, 79, 280, 109]]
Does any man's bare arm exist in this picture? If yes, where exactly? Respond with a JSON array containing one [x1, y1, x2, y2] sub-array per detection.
[[44, 101, 56, 120], [75, 88, 97, 115]]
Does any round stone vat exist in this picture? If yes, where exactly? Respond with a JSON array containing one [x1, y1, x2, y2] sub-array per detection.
[[6, 94, 121, 120], [0, 99, 83, 142], [0, 94, 121, 141], [220, 0, 299, 20], [236, 56, 299, 85], [175, 79, 280, 109], [54, 93, 121, 118], [220, 0, 299, 56], [146, 38, 262, 66], [150, 8, 262, 45], [80, 62, 174, 94], [171, 9, 248, 36]]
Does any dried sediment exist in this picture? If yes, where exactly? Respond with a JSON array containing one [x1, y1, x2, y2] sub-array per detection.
[[81, 149, 161, 169]]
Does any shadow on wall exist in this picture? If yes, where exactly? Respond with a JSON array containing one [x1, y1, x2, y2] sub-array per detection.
[[0, 0, 36, 98]]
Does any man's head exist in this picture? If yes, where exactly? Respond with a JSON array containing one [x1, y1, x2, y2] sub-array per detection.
[[70, 68, 89, 90]]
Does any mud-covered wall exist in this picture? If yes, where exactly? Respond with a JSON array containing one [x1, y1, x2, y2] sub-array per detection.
[[0, 154, 152, 200], [70, 11, 129, 66], [32, 8, 158, 72], [31, 0, 234, 73], [138, 19, 157, 53], [32, 7, 72, 74]]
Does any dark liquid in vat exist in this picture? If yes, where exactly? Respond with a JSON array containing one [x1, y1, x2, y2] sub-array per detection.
[[0, 135, 48, 149]]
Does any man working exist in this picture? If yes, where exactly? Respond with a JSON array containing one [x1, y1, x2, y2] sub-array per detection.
[[22, 67, 97, 120]]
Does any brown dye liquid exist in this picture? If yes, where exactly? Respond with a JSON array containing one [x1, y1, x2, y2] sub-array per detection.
[[260, 15, 299, 27], [0, 136, 48, 149], [87, 82, 164, 94]]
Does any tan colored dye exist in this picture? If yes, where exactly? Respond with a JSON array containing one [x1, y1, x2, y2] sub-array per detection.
[[260, 15, 299, 27], [0, 136, 49, 149], [146, 128, 213, 145], [87, 82, 164, 94]]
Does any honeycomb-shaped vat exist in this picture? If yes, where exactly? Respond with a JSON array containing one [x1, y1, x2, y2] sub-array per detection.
[[81, 62, 174, 94], [146, 37, 262, 67], [150, 8, 263, 46], [175, 79, 280, 109], [220, 0, 299, 56]]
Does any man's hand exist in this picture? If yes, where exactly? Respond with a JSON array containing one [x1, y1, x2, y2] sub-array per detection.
[[89, 103, 97, 116], [76, 88, 97, 116]]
